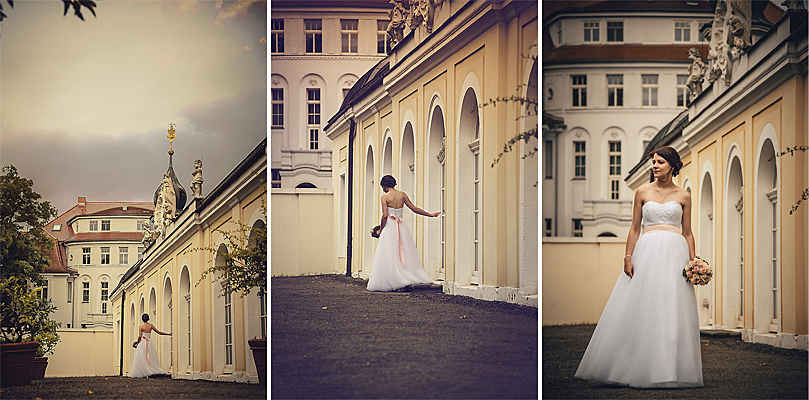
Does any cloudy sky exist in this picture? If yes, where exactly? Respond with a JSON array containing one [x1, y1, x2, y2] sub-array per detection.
[[1, 0, 267, 216]]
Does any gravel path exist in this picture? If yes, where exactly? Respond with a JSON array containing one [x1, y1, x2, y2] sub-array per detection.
[[0, 375, 265, 399], [543, 324, 808, 399], [271, 274, 539, 399]]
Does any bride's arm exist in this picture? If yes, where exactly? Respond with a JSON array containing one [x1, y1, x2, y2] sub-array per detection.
[[379, 198, 389, 232], [151, 324, 171, 336], [681, 192, 696, 260], [404, 194, 439, 217], [136, 326, 143, 346], [623, 189, 644, 278]]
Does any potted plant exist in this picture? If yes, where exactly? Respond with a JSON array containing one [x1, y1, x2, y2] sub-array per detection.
[[0, 277, 49, 387], [189, 193, 266, 384], [31, 308, 61, 380]]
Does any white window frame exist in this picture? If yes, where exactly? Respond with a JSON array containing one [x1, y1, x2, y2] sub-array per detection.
[[272, 88, 284, 128], [377, 20, 390, 54], [224, 289, 234, 371], [571, 75, 587, 108], [89, 220, 98, 231], [100, 281, 109, 314], [101, 247, 110, 264], [641, 75, 658, 107], [677, 75, 690, 107], [606, 21, 624, 43], [574, 141, 586, 178], [607, 75, 623, 108], [271, 19, 284, 54], [608, 141, 622, 200], [82, 247, 91, 264], [674, 21, 691, 43], [304, 19, 322, 54], [138, 247, 145, 261], [341, 19, 359, 54], [768, 186, 778, 332], [101, 220, 110, 231], [119, 247, 128, 265], [52, 224, 61, 231], [307, 88, 321, 150], [469, 138, 481, 285], [82, 281, 90, 303], [583, 21, 600, 43], [67, 281, 73, 303]]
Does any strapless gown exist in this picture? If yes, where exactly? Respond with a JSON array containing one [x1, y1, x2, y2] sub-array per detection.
[[367, 207, 434, 291], [130, 332, 167, 378], [574, 200, 703, 388]]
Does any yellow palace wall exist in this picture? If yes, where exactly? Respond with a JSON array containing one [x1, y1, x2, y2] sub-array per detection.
[[678, 74, 807, 343], [112, 182, 266, 382], [330, 2, 537, 304]]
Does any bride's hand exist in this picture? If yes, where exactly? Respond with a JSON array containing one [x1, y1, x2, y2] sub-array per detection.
[[430, 211, 440, 217], [623, 259, 634, 278]]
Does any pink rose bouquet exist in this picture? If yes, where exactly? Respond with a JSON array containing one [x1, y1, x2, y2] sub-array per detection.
[[682, 256, 712, 286]]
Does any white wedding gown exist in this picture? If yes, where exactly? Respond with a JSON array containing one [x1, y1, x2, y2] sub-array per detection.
[[130, 332, 167, 378], [575, 200, 703, 388], [367, 207, 434, 291]]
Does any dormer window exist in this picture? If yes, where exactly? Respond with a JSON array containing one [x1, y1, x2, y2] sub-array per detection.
[[89, 221, 98, 231], [101, 220, 110, 231], [52, 224, 62, 231]]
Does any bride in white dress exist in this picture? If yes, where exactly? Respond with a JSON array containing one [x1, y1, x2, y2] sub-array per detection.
[[130, 313, 172, 378], [367, 175, 440, 292], [575, 146, 703, 388]]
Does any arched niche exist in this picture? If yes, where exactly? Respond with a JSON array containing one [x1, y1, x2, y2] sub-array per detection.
[[425, 99, 446, 280], [723, 146, 744, 328], [456, 84, 482, 286], [753, 128, 779, 334], [363, 144, 376, 275]]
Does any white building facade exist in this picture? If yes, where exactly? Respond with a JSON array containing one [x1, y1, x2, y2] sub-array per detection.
[[270, 0, 391, 189], [542, 1, 717, 237], [43, 199, 154, 330]]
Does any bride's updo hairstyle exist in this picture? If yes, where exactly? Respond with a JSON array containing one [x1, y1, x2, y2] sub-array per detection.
[[648, 146, 683, 183], [142, 313, 150, 322], [380, 175, 396, 188]]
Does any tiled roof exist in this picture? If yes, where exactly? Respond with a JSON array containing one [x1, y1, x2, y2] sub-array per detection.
[[44, 201, 154, 242], [81, 207, 154, 218], [544, 44, 700, 65], [272, 0, 393, 9], [63, 232, 145, 243], [42, 232, 77, 274], [543, 0, 714, 22]]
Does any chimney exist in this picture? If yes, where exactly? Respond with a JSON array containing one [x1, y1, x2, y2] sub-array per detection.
[[78, 197, 86, 206]]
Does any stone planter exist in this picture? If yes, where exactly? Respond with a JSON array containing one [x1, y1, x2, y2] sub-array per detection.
[[248, 339, 266, 385], [0, 342, 40, 387], [32, 356, 48, 380]]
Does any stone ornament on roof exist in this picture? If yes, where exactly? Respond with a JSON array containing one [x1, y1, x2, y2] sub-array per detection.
[[706, 0, 752, 86], [190, 159, 204, 199], [387, 0, 408, 47], [686, 47, 707, 103], [409, 0, 443, 33]]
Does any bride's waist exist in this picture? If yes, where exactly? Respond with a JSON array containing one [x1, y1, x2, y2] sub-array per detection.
[[642, 224, 682, 234]]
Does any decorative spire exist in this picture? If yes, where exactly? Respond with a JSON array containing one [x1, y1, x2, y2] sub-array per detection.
[[167, 122, 176, 155]]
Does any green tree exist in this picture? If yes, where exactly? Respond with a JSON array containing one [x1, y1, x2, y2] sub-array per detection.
[[1, 165, 58, 285], [1, 165, 59, 344], [189, 192, 267, 299]]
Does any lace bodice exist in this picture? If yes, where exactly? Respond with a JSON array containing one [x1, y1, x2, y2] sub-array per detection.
[[642, 201, 682, 228], [388, 207, 404, 218]]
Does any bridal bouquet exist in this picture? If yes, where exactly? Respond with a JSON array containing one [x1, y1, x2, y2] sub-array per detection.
[[370, 225, 381, 238], [133, 341, 138, 349], [683, 256, 712, 286]]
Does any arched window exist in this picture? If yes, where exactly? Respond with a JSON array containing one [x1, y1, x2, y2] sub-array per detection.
[[296, 182, 317, 189], [597, 232, 617, 237]]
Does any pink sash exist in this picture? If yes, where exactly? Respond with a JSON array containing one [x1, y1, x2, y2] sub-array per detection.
[[643, 224, 682, 234], [142, 335, 151, 364], [389, 215, 405, 267]]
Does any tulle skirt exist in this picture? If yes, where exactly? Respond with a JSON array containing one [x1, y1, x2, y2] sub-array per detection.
[[366, 217, 433, 292], [130, 334, 167, 378], [574, 231, 703, 388]]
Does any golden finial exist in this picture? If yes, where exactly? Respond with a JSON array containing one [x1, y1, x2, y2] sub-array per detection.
[[167, 123, 176, 155]]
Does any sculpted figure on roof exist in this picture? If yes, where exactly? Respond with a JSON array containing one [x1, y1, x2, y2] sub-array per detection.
[[387, 0, 408, 47], [706, 0, 752, 86], [686, 47, 707, 103], [190, 159, 204, 199]]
